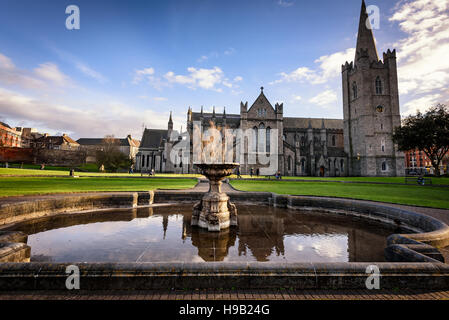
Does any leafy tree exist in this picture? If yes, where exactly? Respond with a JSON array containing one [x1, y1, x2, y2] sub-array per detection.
[[393, 104, 449, 177], [96, 135, 132, 172]]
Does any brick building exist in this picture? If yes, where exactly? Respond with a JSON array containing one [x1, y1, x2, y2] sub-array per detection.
[[405, 150, 448, 175], [0, 122, 22, 148], [34, 134, 80, 151]]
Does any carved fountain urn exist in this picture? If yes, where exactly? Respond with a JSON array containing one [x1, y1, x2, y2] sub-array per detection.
[[191, 163, 239, 232]]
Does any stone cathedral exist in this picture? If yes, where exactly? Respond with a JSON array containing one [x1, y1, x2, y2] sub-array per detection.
[[135, 0, 405, 177]]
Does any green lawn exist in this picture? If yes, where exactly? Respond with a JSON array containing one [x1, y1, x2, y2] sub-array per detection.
[[0, 177, 197, 197], [229, 175, 449, 185], [230, 180, 449, 209], [0, 168, 202, 178]]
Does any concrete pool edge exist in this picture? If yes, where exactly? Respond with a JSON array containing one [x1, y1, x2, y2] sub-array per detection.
[[0, 262, 447, 290]]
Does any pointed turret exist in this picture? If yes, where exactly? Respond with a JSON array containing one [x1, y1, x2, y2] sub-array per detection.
[[187, 107, 192, 122], [355, 0, 379, 63], [223, 107, 226, 118], [168, 111, 173, 140], [212, 106, 216, 119]]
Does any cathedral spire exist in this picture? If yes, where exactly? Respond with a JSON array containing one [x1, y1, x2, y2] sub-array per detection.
[[168, 111, 173, 124], [355, 0, 379, 63]]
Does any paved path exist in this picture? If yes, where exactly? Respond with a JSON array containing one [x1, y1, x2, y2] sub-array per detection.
[[0, 289, 448, 300]]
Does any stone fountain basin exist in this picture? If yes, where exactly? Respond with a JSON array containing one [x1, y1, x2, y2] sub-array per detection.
[[0, 190, 448, 290]]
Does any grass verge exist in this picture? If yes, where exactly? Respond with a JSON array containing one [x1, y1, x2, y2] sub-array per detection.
[[230, 180, 449, 209], [0, 177, 197, 197]]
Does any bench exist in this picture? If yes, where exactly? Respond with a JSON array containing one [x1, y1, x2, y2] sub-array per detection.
[[266, 175, 282, 180], [405, 176, 432, 186]]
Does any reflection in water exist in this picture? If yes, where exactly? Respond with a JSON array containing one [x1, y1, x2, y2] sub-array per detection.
[[3, 204, 401, 263]]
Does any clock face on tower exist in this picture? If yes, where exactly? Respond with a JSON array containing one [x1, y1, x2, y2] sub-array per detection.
[[376, 105, 384, 113]]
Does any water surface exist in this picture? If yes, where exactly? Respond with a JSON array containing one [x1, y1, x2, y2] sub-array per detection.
[[6, 204, 401, 263]]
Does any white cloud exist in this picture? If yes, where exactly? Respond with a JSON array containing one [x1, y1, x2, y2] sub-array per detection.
[[309, 90, 337, 107], [389, 0, 449, 113], [164, 67, 224, 91], [234, 76, 243, 82], [132, 67, 155, 84], [270, 48, 355, 85]]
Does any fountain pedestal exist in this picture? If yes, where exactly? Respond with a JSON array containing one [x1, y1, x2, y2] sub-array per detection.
[[191, 163, 239, 232]]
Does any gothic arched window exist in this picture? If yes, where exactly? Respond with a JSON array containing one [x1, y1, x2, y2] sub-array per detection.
[[259, 123, 265, 152], [252, 127, 258, 152], [352, 82, 358, 99], [288, 156, 292, 171], [332, 135, 336, 146], [382, 161, 387, 171], [266, 127, 271, 153], [375, 76, 383, 95]]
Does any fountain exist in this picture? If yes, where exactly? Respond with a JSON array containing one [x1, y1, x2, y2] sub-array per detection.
[[191, 163, 240, 231]]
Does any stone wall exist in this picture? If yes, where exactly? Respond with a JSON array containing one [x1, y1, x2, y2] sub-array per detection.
[[34, 149, 86, 166], [0, 147, 34, 163], [0, 147, 86, 166]]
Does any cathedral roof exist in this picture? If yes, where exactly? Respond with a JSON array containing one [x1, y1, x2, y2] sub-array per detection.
[[249, 87, 274, 112], [283, 118, 343, 130], [139, 129, 168, 149]]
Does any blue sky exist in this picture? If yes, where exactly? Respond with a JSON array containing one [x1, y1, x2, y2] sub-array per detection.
[[0, 0, 448, 139]]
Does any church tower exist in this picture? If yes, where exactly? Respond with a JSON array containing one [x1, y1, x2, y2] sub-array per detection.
[[342, 0, 404, 176]]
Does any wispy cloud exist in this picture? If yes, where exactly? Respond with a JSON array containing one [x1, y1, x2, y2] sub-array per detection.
[[0, 52, 72, 90], [50, 46, 108, 84], [277, 0, 294, 7], [76, 63, 108, 83], [0, 87, 176, 139], [197, 48, 236, 63]]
